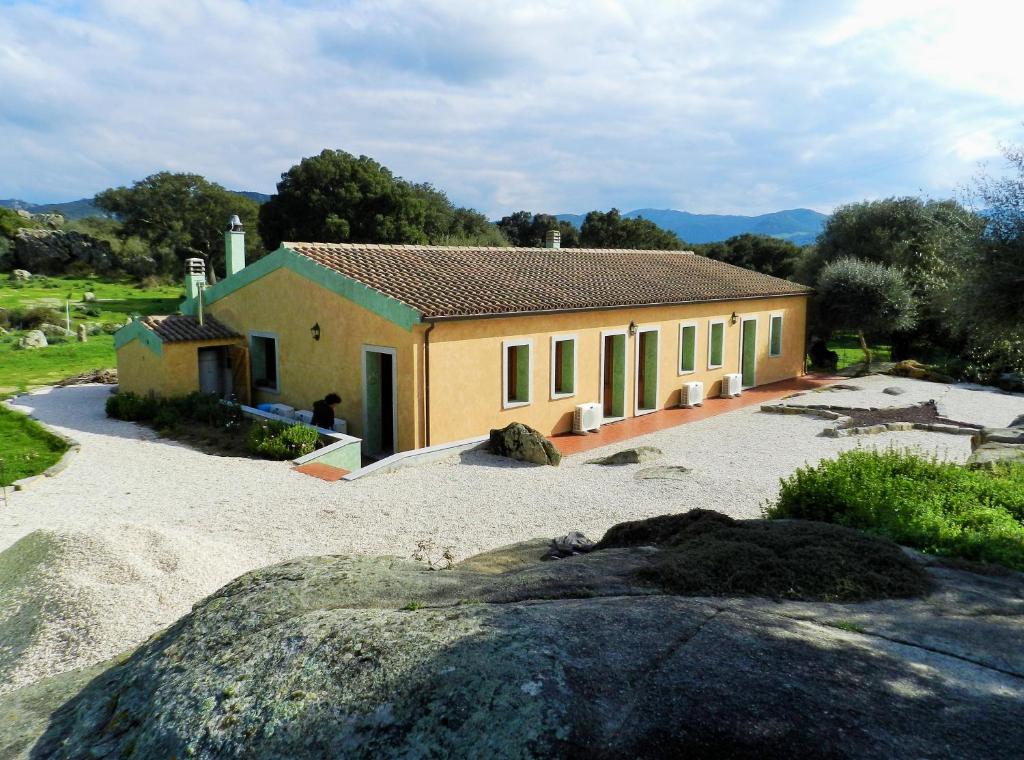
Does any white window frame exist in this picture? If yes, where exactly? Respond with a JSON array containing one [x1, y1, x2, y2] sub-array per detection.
[[633, 324, 661, 416], [502, 338, 533, 409], [707, 319, 726, 370], [549, 334, 578, 400], [677, 321, 699, 376], [599, 328, 629, 423], [768, 312, 784, 357], [249, 331, 280, 394]]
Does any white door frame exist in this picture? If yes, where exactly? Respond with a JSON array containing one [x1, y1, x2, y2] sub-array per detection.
[[738, 317, 758, 389], [362, 344, 399, 454], [599, 328, 629, 422]]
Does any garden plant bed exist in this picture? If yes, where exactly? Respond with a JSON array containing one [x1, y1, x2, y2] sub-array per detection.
[[835, 401, 980, 431]]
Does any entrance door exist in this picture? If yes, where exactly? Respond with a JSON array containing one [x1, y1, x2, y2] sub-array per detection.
[[198, 348, 223, 396], [601, 333, 626, 419], [363, 347, 397, 457], [740, 318, 757, 388], [635, 328, 659, 413]]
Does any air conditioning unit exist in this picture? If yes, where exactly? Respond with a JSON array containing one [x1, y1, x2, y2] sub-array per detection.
[[680, 381, 704, 408], [721, 373, 742, 398], [573, 402, 602, 434], [333, 418, 348, 435], [293, 409, 314, 425]]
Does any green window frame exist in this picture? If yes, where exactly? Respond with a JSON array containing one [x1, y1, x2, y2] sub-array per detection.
[[708, 320, 725, 369], [250, 332, 280, 393], [679, 322, 697, 374], [769, 314, 784, 357], [551, 336, 576, 398], [503, 340, 532, 408]]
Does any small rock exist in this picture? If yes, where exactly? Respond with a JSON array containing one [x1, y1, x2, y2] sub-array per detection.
[[77, 323, 88, 342], [10, 269, 31, 281], [544, 531, 595, 559], [18, 330, 47, 349], [634, 466, 692, 481], [883, 386, 907, 396], [83, 291, 96, 303], [832, 383, 863, 391], [588, 446, 663, 465]]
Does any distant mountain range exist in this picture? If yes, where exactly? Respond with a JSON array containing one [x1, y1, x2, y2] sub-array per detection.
[[556, 208, 827, 246], [0, 190, 272, 221]]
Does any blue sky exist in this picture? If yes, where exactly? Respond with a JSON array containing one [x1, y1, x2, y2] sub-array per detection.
[[0, 0, 1020, 217]]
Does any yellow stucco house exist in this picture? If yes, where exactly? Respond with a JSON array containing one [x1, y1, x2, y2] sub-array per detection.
[[116, 227, 811, 458]]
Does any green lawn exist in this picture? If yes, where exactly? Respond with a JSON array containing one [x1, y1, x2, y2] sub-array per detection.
[[0, 405, 69, 486], [827, 332, 893, 371], [0, 276, 183, 390]]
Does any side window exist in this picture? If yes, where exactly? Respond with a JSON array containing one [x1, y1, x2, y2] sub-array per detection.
[[251, 334, 279, 391], [769, 314, 784, 357], [708, 320, 725, 369], [503, 340, 531, 408], [679, 323, 697, 373], [552, 337, 576, 397]]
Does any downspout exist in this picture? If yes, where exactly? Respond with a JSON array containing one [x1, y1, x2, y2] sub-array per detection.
[[423, 320, 436, 448]]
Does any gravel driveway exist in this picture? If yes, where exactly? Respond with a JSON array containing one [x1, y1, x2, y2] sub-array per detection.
[[1, 376, 1020, 693]]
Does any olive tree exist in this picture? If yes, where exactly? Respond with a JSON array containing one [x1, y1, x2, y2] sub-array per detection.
[[815, 258, 918, 369]]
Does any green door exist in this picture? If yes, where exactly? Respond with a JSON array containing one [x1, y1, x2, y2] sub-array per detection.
[[741, 319, 757, 387], [602, 334, 626, 418], [364, 351, 382, 455], [638, 330, 658, 411]]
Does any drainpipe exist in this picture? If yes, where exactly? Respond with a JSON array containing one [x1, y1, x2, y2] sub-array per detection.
[[423, 320, 435, 448]]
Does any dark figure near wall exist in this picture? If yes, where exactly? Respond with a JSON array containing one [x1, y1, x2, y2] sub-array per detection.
[[312, 392, 341, 430], [808, 338, 839, 372]]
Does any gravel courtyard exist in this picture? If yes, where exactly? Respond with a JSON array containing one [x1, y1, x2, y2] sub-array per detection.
[[1, 375, 1021, 693]]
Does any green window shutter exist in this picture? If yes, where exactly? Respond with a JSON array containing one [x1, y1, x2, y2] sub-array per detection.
[[559, 340, 575, 393], [770, 316, 783, 355], [710, 323, 724, 366], [643, 331, 658, 409], [611, 334, 626, 417], [680, 325, 696, 372], [515, 344, 530, 402]]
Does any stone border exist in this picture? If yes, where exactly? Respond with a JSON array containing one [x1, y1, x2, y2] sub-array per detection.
[[760, 403, 980, 439]]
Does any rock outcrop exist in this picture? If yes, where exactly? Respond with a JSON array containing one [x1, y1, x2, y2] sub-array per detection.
[[886, 359, 954, 384], [968, 427, 1024, 469], [17, 330, 47, 349], [12, 229, 154, 277], [4, 512, 1023, 759], [489, 422, 561, 466]]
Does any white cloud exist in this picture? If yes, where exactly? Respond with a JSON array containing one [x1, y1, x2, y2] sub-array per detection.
[[0, 0, 1019, 217]]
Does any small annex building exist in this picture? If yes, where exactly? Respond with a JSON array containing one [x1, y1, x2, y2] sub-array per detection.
[[116, 225, 812, 458]]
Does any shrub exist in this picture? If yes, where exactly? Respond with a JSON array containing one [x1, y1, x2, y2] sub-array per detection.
[[247, 420, 319, 460], [105, 392, 161, 422], [6, 306, 62, 330], [766, 448, 1024, 570]]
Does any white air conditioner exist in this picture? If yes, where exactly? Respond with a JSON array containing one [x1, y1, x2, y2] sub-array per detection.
[[267, 403, 296, 418], [333, 418, 348, 435], [721, 373, 742, 398], [680, 381, 704, 408], [294, 409, 314, 425], [573, 402, 602, 434]]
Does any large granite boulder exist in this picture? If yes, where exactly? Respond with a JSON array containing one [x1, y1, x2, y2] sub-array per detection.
[[17, 330, 47, 349], [973, 427, 1024, 448], [967, 442, 1024, 470], [10, 268, 31, 281], [489, 422, 561, 466], [5, 512, 1024, 759], [38, 322, 72, 338]]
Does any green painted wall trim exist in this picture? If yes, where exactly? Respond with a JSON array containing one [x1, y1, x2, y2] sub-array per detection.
[[182, 246, 422, 331], [113, 319, 163, 357]]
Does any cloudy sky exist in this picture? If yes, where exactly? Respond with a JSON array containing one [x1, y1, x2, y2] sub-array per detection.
[[0, 0, 1021, 217]]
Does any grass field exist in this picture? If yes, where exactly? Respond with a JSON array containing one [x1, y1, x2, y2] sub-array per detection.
[[0, 405, 69, 486], [0, 276, 182, 391], [827, 332, 893, 371]]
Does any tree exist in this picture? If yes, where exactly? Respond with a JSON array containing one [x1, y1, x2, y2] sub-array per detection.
[[95, 173, 263, 281], [815, 258, 918, 368], [694, 233, 804, 280], [258, 150, 503, 249], [958, 141, 1024, 377], [496, 211, 579, 247], [579, 209, 684, 249]]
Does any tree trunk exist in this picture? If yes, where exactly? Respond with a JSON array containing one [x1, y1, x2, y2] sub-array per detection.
[[857, 330, 872, 372]]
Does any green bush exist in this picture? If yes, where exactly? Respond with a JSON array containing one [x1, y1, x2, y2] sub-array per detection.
[[6, 306, 62, 330], [105, 391, 161, 421], [766, 448, 1024, 570], [247, 420, 319, 460], [106, 391, 242, 430]]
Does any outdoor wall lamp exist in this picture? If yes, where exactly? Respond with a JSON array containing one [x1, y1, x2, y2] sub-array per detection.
[[628, 320, 637, 336], [730, 312, 738, 325], [310, 322, 321, 341]]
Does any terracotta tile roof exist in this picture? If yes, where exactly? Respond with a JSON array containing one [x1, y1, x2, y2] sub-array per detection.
[[140, 314, 242, 343], [284, 243, 812, 320]]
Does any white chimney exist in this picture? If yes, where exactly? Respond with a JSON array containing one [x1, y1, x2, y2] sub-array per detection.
[[544, 229, 561, 249], [225, 214, 245, 277]]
